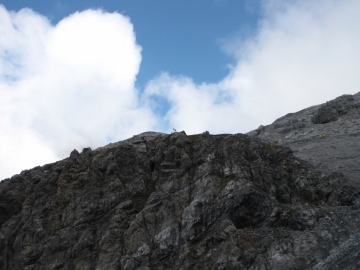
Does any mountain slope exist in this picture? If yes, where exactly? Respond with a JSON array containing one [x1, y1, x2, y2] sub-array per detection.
[[248, 92, 360, 181], [1, 94, 360, 269]]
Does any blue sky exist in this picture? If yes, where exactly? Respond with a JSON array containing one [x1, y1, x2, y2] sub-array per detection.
[[2, 0, 260, 87], [1, 0, 360, 179]]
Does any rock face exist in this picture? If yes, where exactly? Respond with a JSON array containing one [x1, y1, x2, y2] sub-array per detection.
[[1, 94, 360, 269], [248, 92, 360, 181]]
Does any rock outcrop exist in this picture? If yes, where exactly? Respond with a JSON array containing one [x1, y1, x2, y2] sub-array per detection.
[[248, 92, 360, 181], [1, 93, 360, 269]]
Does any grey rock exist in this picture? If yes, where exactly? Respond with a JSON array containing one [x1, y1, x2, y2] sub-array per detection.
[[248, 92, 360, 181], [1, 94, 360, 269]]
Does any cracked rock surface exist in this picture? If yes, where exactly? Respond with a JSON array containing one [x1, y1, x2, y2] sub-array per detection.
[[1, 93, 360, 269], [248, 92, 360, 181]]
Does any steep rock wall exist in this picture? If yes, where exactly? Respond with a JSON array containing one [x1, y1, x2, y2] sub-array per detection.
[[1, 131, 360, 269]]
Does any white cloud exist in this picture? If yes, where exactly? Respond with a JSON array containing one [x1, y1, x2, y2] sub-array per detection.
[[145, 0, 360, 134], [144, 73, 239, 134], [2, 0, 360, 180], [0, 6, 157, 180]]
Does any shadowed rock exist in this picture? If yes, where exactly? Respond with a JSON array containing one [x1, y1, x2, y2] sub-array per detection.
[[1, 94, 360, 269]]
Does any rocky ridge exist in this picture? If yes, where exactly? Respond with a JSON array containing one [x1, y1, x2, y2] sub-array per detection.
[[247, 92, 360, 181], [1, 93, 360, 269]]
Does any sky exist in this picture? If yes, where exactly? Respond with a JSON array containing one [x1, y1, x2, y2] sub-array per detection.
[[1, 0, 360, 180]]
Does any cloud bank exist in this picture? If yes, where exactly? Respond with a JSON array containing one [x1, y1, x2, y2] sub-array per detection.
[[1, 0, 360, 180], [0, 7, 156, 179], [145, 0, 360, 133]]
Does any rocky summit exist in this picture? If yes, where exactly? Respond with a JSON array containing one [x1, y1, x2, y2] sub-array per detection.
[[1, 93, 360, 269]]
